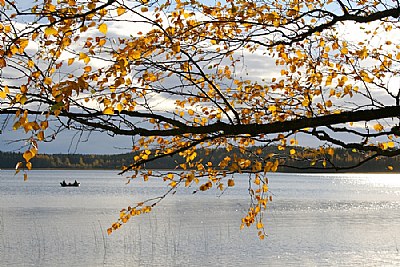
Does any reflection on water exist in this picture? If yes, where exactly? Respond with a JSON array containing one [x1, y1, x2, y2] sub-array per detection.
[[0, 170, 400, 266], [348, 173, 400, 187]]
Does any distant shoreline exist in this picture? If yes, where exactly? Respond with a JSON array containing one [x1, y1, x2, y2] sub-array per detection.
[[1, 149, 400, 173]]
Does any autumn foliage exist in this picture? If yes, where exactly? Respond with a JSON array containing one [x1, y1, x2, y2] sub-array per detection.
[[1, 0, 400, 238]]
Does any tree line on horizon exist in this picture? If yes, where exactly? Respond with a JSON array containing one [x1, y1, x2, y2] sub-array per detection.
[[0, 146, 398, 173]]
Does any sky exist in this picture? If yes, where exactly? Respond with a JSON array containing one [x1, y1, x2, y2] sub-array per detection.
[[0, 122, 134, 154], [0, 1, 399, 154]]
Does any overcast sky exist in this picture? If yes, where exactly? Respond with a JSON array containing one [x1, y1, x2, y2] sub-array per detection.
[[0, 116, 134, 154], [0, 1, 398, 154]]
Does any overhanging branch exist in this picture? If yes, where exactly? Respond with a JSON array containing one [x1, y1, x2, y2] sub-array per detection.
[[2, 105, 400, 137]]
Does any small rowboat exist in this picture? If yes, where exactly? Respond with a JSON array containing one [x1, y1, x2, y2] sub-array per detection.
[[60, 180, 80, 187]]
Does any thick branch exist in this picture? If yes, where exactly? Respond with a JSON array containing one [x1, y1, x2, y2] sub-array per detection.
[[2, 106, 400, 137]]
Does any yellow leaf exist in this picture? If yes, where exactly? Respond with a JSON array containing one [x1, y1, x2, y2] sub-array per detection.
[[20, 84, 28, 94], [32, 32, 39, 41], [340, 47, 348, 54], [41, 121, 48, 130], [44, 77, 52, 85], [10, 45, 18, 55], [188, 109, 195, 115], [227, 179, 235, 187], [98, 39, 106, 46], [26, 161, 32, 170], [381, 142, 389, 150], [183, 12, 193, 19], [326, 100, 332, 107], [84, 66, 92, 72], [325, 76, 332, 86], [358, 46, 368, 60], [88, 2, 96, 9], [98, 23, 108, 35], [116, 103, 123, 113], [289, 149, 296, 155], [141, 7, 148, 12], [103, 107, 114, 115], [172, 42, 181, 53], [23, 150, 34, 162], [4, 25, 11, 33], [373, 123, 384, 132], [387, 141, 395, 148], [27, 60, 34, 68], [0, 90, 6, 99], [79, 52, 87, 60], [44, 27, 58, 37], [362, 74, 373, 83], [117, 6, 126, 16], [37, 131, 45, 141], [31, 147, 38, 157], [68, 58, 75, 65], [188, 152, 197, 161], [107, 228, 113, 235], [388, 165, 393, 171], [83, 56, 90, 64], [79, 52, 90, 64], [0, 57, 6, 68], [262, 184, 268, 192], [143, 206, 152, 213], [20, 38, 29, 48], [129, 50, 141, 60], [48, 4, 56, 12], [218, 183, 224, 191]]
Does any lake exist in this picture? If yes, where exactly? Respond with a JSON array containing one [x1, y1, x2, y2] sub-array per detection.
[[0, 170, 400, 266]]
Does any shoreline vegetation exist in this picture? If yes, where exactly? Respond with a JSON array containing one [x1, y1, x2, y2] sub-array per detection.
[[1, 146, 399, 173]]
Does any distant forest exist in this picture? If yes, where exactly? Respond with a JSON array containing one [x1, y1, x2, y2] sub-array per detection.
[[0, 146, 399, 172]]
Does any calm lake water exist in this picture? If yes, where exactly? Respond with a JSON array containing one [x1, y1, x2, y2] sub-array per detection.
[[0, 170, 400, 266]]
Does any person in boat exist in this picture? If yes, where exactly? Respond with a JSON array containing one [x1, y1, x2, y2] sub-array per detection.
[[60, 180, 79, 186]]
